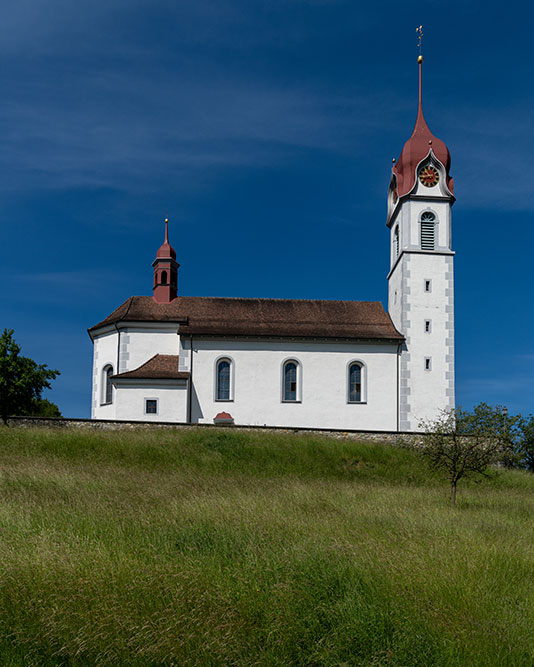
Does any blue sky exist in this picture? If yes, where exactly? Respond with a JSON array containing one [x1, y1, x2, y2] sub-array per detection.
[[2, 1, 534, 418]]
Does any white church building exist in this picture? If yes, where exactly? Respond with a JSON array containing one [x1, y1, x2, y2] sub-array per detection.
[[88, 57, 455, 432]]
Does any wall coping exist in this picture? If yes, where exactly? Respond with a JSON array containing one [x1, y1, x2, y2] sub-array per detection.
[[4, 416, 417, 441]]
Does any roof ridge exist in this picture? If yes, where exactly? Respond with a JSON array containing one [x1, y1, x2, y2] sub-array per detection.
[[89, 296, 404, 342], [123, 296, 135, 320], [176, 295, 383, 305]]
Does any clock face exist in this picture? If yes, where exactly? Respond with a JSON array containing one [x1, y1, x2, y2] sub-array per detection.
[[419, 165, 440, 187]]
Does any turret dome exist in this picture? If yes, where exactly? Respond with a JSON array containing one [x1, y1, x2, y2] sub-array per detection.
[[156, 218, 176, 259]]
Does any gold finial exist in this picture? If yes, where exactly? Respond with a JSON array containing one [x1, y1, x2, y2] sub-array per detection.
[[428, 140, 432, 145], [163, 213, 169, 242], [416, 25, 423, 61], [392, 158, 396, 163]]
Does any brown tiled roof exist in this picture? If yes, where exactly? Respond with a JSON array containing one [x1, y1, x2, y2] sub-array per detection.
[[90, 295, 403, 341], [112, 354, 190, 380]]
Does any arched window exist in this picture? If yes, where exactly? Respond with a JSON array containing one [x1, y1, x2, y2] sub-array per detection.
[[282, 360, 299, 402], [161, 270, 168, 285], [102, 365, 114, 405], [216, 358, 231, 401], [348, 362, 363, 403], [394, 225, 399, 259], [420, 212, 436, 250]]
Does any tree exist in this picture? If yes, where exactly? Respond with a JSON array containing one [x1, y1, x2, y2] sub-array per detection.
[[517, 415, 534, 472], [418, 404, 519, 505], [22, 398, 62, 419], [0, 329, 60, 423]]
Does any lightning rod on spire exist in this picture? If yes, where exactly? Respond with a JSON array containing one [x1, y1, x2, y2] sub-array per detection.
[[416, 25, 424, 63]]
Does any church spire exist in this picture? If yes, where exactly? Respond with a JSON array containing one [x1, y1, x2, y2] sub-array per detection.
[[418, 54, 423, 119], [391, 48, 454, 199], [152, 217, 180, 303]]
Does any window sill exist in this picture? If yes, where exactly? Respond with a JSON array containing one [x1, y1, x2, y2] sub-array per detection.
[[281, 400, 302, 404], [100, 402, 113, 407], [215, 399, 234, 403], [347, 401, 367, 405]]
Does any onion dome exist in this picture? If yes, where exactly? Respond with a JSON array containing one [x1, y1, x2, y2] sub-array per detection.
[[156, 218, 176, 259], [393, 57, 453, 197]]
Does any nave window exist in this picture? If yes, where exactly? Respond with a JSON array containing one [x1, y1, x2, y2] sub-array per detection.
[[282, 360, 300, 402], [101, 365, 113, 405], [216, 358, 232, 401], [348, 362, 365, 403]]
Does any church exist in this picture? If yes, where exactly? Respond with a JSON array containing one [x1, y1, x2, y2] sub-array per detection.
[[88, 56, 455, 432]]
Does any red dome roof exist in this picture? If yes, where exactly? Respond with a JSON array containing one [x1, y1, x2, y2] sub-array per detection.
[[393, 62, 453, 198], [156, 219, 176, 260]]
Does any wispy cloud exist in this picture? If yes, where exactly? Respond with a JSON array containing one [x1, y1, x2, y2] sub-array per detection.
[[0, 70, 398, 193], [0, 1, 529, 212], [3, 269, 131, 304]]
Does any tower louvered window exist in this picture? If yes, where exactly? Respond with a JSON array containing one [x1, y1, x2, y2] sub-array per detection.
[[394, 226, 399, 258], [420, 212, 436, 250]]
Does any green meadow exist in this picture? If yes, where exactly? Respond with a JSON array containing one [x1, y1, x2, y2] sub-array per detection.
[[0, 426, 533, 666]]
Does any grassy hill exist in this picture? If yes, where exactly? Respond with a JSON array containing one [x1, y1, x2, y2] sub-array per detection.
[[0, 426, 533, 666]]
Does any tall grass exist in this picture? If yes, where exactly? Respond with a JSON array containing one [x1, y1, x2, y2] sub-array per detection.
[[0, 426, 533, 665]]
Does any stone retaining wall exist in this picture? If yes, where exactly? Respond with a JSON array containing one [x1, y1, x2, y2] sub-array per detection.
[[4, 416, 417, 446]]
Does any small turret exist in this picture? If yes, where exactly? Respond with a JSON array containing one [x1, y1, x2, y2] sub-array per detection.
[[152, 218, 179, 303]]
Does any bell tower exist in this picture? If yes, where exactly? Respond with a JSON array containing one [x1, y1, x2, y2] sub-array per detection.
[[153, 218, 179, 303], [387, 54, 455, 431]]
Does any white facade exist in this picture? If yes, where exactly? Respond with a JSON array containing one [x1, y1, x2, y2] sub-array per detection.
[[92, 324, 182, 421], [113, 381, 188, 422], [91, 325, 400, 430], [186, 338, 399, 430]]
